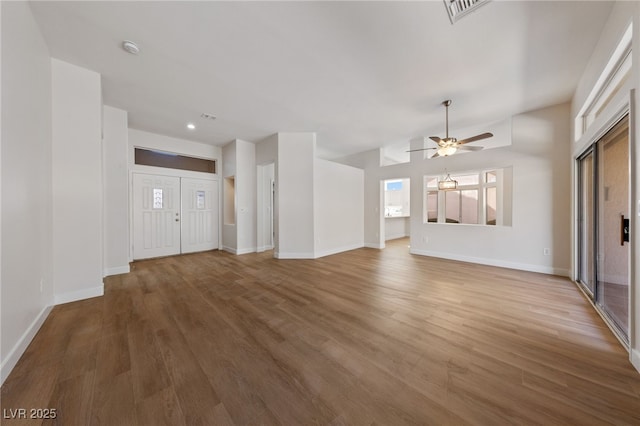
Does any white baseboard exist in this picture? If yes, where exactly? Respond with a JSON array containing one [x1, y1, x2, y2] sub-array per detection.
[[222, 246, 256, 255], [314, 243, 364, 259], [222, 246, 237, 254], [103, 265, 130, 277], [409, 248, 570, 277], [632, 349, 640, 374], [364, 242, 384, 249], [54, 283, 104, 305], [1, 305, 53, 385], [236, 247, 256, 255], [256, 245, 274, 253], [274, 251, 315, 259]]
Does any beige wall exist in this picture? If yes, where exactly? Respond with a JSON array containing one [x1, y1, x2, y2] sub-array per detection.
[[340, 102, 572, 276]]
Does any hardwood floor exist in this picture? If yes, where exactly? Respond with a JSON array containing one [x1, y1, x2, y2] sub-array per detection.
[[2, 238, 640, 425]]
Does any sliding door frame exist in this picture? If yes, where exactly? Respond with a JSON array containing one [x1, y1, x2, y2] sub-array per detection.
[[573, 92, 633, 349], [577, 146, 596, 298]]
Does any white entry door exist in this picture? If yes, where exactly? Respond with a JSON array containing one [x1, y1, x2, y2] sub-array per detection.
[[133, 173, 181, 259], [181, 178, 219, 254]]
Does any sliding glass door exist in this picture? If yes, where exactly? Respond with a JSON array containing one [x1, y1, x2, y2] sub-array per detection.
[[578, 149, 595, 295], [577, 114, 630, 343]]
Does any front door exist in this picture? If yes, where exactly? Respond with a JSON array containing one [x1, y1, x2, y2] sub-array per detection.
[[181, 177, 219, 254], [132, 173, 181, 259]]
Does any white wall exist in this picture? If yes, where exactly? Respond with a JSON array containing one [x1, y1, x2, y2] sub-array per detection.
[[339, 103, 572, 276], [103, 106, 129, 276], [385, 218, 409, 241], [256, 134, 278, 165], [222, 141, 237, 252], [314, 159, 364, 257], [1, 1, 54, 383], [571, 1, 640, 373], [235, 140, 257, 254], [221, 139, 256, 254], [51, 59, 104, 304], [256, 134, 279, 253], [276, 133, 316, 258], [256, 163, 275, 252]]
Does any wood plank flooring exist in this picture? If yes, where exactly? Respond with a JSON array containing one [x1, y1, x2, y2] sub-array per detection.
[[2, 238, 640, 425]]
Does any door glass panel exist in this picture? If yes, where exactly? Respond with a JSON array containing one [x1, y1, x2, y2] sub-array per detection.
[[153, 188, 163, 209], [596, 115, 629, 338], [196, 190, 205, 209], [578, 151, 595, 294]]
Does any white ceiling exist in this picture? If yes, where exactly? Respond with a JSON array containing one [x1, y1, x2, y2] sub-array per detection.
[[29, 1, 613, 159]]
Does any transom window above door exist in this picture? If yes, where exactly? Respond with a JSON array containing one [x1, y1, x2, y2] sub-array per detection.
[[135, 148, 216, 174]]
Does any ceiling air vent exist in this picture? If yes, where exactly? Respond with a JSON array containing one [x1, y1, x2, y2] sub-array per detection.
[[444, 0, 491, 24]]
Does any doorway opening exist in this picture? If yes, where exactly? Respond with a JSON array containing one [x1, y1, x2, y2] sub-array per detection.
[[382, 178, 411, 249]]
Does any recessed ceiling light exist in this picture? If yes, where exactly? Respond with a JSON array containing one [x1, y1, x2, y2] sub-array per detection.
[[122, 40, 140, 55], [186, 123, 196, 130]]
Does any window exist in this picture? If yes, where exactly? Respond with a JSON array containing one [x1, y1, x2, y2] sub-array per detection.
[[426, 191, 438, 222], [424, 168, 510, 226], [385, 180, 403, 191], [135, 148, 216, 174], [574, 24, 632, 141]]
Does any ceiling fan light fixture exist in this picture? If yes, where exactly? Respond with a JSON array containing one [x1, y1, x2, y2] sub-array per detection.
[[437, 146, 457, 157], [406, 99, 493, 156]]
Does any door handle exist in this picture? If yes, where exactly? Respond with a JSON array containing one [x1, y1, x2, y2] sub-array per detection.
[[621, 215, 629, 245]]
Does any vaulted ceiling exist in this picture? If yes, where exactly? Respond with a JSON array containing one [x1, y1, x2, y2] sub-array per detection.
[[29, 1, 613, 159]]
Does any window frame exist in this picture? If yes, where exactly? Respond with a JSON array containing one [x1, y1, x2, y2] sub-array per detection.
[[424, 169, 503, 226]]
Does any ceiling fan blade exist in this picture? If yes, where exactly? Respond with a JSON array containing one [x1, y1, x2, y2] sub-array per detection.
[[457, 145, 483, 151], [429, 151, 440, 159], [457, 132, 493, 145], [406, 147, 436, 152], [429, 136, 442, 144]]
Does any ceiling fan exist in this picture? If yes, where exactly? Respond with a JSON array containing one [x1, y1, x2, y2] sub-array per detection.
[[407, 100, 493, 158]]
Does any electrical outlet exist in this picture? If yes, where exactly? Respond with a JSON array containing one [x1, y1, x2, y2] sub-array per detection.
[[422, 236, 428, 243], [543, 248, 551, 256]]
